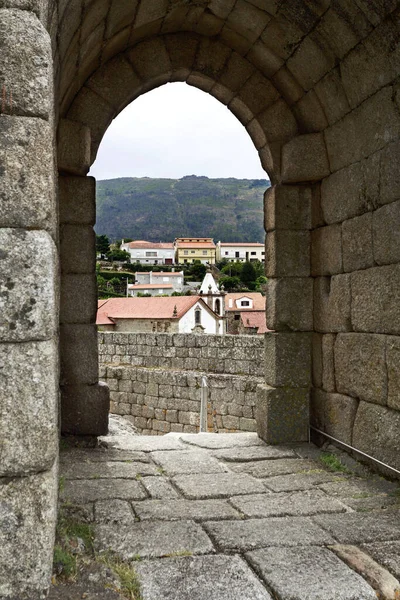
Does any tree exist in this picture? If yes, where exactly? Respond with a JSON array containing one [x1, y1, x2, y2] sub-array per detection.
[[96, 234, 110, 258], [240, 261, 256, 286], [188, 260, 207, 280], [252, 259, 265, 279], [221, 262, 243, 277], [106, 249, 131, 262], [219, 275, 241, 291]]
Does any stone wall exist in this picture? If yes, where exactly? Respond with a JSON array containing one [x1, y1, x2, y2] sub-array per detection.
[[99, 332, 264, 434]]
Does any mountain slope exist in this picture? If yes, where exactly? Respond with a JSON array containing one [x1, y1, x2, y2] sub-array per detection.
[[95, 175, 269, 243]]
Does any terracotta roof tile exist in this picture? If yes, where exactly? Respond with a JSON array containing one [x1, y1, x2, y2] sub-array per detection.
[[96, 296, 202, 320], [225, 293, 266, 312], [240, 311, 270, 334], [128, 284, 174, 289]]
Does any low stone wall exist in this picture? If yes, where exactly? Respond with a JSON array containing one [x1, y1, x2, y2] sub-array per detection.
[[98, 332, 265, 435]]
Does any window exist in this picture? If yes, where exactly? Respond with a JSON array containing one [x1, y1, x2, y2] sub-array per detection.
[[234, 314, 240, 320], [215, 299, 221, 315], [235, 251, 240, 258], [225, 252, 228, 256], [262, 251, 265, 255], [203, 250, 207, 255], [251, 251, 256, 255], [191, 250, 195, 253], [145, 251, 157, 257], [241, 301, 250, 307], [184, 250, 189, 255], [195, 308, 201, 325]]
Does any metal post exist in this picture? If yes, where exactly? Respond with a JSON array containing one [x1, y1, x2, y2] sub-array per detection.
[[200, 376, 208, 433]]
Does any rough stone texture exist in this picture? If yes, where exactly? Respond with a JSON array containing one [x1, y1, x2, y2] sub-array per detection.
[[351, 265, 400, 334], [362, 542, 400, 580], [61, 382, 110, 435], [60, 274, 97, 324], [58, 175, 96, 225], [256, 385, 309, 444], [0, 116, 55, 232], [212, 445, 296, 462], [60, 224, 96, 274], [0, 465, 57, 599], [57, 119, 91, 175], [331, 545, 400, 600], [0, 9, 51, 119], [281, 133, 330, 183], [352, 402, 400, 471], [311, 224, 343, 276], [230, 458, 320, 478], [0, 340, 58, 475], [313, 390, 359, 445], [266, 230, 310, 277], [133, 499, 240, 521], [322, 334, 335, 392], [313, 512, 400, 544], [178, 432, 264, 450], [95, 499, 135, 525], [264, 185, 312, 231], [173, 472, 265, 499], [204, 517, 334, 551], [387, 336, 400, 410], [141, 476, 180, 499], [150, 450, 227, 476], [62, 460, 158, 480], [135, 555, 273, 600], [264, 332, 312, 387], [247, 546, 376, 600], [342, 212, 374, 273], [61, 478, 147, 503], [95, 520, 214, 559], [60, 323, 99, 385], [314, 275, 351, 333], [266, 277, 313, 331], [334, 334, 387, 405], [103, 433, 186, 452], [263, 471, 343, 492], [0, 229, 57, 342], [373, 200, 400, 266], [230, 490, 347, 518]]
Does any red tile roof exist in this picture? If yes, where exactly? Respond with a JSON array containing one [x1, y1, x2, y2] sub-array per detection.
[[225, 293, 266, 312], [96, 296, 203, 322], [176, 242, 216, 249], [240, 311, 269, 334], [151, 272, 182, 277]]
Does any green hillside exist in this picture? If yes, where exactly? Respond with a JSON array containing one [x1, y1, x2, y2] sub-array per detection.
[[95, 175, 269, 243]]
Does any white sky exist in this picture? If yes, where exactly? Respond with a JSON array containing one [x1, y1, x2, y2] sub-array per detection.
[[90, 82, 267, 181]]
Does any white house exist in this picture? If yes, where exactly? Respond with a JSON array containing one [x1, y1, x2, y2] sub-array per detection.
[[121, 240, 175, 265], [216, 242, 265, 263], [134, 271, 184, 293], [97, 296, 223, 334]]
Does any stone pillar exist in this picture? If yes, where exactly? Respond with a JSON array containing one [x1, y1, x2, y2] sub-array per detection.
[[257, 135, 329, 444], [0, 6, 58, 598], [58, 119, 109, 435]]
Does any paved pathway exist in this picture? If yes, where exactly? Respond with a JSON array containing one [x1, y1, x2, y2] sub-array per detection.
[[52, 430, 400, 600]]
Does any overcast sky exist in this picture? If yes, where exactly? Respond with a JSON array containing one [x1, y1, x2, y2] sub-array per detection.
[[90, 82, 268, 181]]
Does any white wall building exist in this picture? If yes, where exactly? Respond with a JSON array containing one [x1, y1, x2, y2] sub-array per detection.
[[121, 240, 175, 265], [216, 242, 265, 263], [134, 271, 184, 293]]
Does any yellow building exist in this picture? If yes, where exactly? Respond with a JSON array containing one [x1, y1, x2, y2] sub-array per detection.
[[175, 237, 216, 265]]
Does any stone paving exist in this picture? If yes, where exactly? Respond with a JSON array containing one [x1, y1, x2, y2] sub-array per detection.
[[52, 429, 400, 600]]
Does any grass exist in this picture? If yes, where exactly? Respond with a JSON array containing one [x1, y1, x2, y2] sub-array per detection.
[[319, 452, 350, 473], [98, 554, 142, 599], [53, 544, 77, 579], [52, 512, 94, 581]]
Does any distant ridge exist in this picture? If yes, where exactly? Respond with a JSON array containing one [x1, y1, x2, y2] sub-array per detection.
[[95, 175, 270, 243]]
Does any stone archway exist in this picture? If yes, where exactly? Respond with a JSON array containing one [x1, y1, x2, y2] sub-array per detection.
[[2, 1, 400, 596], [57, 29, 325, 442]]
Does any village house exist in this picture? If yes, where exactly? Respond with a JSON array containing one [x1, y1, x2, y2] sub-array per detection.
[[175, 237, 216, 265], [97, 296, 223, 334], [128, 271, 184, 296], [121, 240, 175, 265], [216, 242, 265, 263], [224, 292, 266, 335]]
